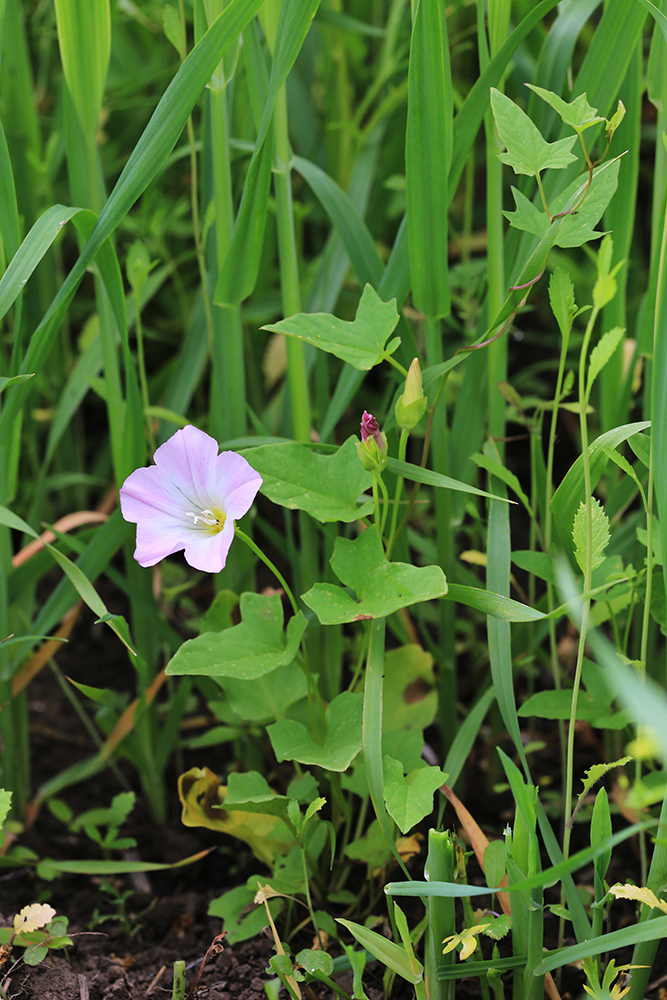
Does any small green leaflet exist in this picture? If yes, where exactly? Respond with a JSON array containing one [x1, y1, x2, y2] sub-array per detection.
[[579, 757, 632, 800], [261, 283, 400, 370], [587, 327, 625, 397], [525, 85, 604, 133], [490, 88, 578, 176], [573, 498, 611, 575]]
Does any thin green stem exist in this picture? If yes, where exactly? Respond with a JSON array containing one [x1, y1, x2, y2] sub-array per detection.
[[235, 526, 298, 616], [386, 428, 409, 558], [133, 289, 155, 453], [535, 171, 551, 221], [563, 305, 600, 862]]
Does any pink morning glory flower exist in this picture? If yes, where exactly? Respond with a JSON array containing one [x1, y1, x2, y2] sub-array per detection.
[[119, 425, 262, 573]]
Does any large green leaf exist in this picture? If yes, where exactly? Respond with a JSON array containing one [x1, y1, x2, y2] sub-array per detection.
[[219, 662, 308, 722], [165, 593, 307, 680], [243, 437, 373, 522], [268, 691, 363, 771], [261, 284, 400, 370], [54, 0, 111, 136], [301, 529, 448, 624]]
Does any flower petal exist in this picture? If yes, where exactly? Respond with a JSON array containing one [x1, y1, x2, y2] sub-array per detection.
[[183, 519, 236, 572], [214, 451, 262, 518], [120, 466, 190, 523], [153, 425, 219, 506], [133, 520, 193, 567]]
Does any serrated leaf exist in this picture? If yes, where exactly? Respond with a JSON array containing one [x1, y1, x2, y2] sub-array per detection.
[[268, 692, 363, 772], [261, 283, 400, 370], [587, 327, 625, 395], [549, 269, 576, 341], [165, 593, 307, 681], [573, 498, 611, 575], [525, 85, 604, 133], [382, 758, 447, 834], [301, 529, 448, 625], [579, 758, 632, 799], [0, 789, 11, 827], [609, 883, 667, 915], [491, 88, 578, 176], [242, 437, 373, 523]]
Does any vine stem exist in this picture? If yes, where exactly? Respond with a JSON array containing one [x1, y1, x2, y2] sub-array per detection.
[[562, 302, 600, 870]]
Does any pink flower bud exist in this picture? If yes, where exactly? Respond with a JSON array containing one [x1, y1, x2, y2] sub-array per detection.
[[360, 411, 386, 450]]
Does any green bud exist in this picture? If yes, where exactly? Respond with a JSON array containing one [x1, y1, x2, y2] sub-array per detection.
[[395, 357, 427, 431]]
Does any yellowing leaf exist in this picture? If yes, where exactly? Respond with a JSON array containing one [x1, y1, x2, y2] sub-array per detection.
[[14, 903, 56, 934], [177, 767, 292, 867], [442, 924, 490, 961], [609, 883, 667, 915]]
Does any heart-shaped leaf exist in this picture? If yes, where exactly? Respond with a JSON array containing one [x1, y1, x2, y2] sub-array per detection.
[[383, 757, 447, 833]]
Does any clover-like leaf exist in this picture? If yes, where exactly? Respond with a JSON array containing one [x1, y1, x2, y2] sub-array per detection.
[[526, 85, 604, 133], [301, 530, 447, 625], [244, 437, 373, 523], [261, 283, 400, 370], [268, 691, 363, 771], [491, 88, 578, 176], [166, 593, 307, 680]]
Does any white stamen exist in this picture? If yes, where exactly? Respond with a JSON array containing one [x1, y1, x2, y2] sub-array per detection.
[[185, 508, 221, 527]]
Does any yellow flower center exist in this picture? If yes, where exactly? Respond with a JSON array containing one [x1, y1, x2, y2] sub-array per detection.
[[184, 507, 227, 535]]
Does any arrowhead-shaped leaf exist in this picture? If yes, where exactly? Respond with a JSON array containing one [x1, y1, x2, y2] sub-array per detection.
[[504, 156, 620, 248], [268, 691, 364, 771], [301, 529, 448, 624], [261, 283, 400, 370], [166, 593, 307, 680], [491, 88, 578, 176], [243, 437, 373, 522], [526, 85, 604, 133]]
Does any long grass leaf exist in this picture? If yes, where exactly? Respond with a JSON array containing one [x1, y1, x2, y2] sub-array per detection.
[[406, 0, 451, 317]]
